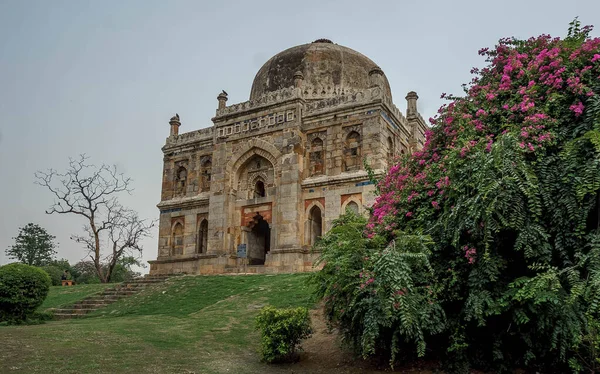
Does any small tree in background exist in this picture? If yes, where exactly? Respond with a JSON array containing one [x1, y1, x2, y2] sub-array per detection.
[[35, 154, 154, 283], [5, 223, 57, 266]]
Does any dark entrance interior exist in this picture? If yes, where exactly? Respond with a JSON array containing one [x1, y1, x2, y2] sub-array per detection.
[[247, 213, 271, 265]]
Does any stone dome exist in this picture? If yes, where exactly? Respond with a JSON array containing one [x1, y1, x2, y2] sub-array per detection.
[[250, 39, 392, 100]]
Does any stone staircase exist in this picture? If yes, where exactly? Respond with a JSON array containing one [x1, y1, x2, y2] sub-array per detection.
[[51, 275, 171, 320]]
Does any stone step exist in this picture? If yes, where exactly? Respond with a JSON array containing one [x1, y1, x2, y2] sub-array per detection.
[[53, 313, 86, 320], [71, 303, 111, 309], [53, 308, 96, 315], [79, 299, 114, 305], [100, 290, 138, 296], [51, 275, 171, 321]]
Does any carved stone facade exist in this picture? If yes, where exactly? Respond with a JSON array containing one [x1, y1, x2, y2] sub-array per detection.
[[149, 39, 427, 275]]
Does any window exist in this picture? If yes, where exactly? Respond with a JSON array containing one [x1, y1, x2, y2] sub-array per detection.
[[201, 159, 212, 192], [308, 206, 322, 246], [343, 131, 361, 171], [171, 222, 184, 256], [346, 201, 359, 215], [387, 136, 395, 166], [254, 180, 266, 198], [309, 137, 325, 176], [175, 166, 187, 196], [197, 219, 208, 254]]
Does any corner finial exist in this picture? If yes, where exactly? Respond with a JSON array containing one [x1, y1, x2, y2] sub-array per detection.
[[169, 113, 181, 136], [217, 90, 228, 110], [369, 66, 384, 88], [405, 91, 419, 117], [293, 71, 304, 88]]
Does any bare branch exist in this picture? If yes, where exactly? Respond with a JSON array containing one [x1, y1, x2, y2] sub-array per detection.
[[36, 154, 149, 283]]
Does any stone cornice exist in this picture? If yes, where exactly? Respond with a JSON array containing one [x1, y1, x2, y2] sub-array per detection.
[[157, 195, 210, 211], [301, 169, 385, 189], [149, 253, 219, 264]]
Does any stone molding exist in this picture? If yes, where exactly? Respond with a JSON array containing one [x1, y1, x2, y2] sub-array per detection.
[[301, 169, 385, 189]]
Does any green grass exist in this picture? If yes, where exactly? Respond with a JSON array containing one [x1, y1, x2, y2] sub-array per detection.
[[1, 273, 316, 374], [40, 284, 114, 310]]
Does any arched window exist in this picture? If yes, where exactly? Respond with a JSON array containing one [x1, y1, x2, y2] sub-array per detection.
[[309, 137, 325, 176], [175, 166, 187, 196], [197, 219, 208, 254], [254, 180, 266, 198], [308, 205, 322, 246], [171, 222, 184, 256], [387, 137, 394, 165], [201, 160, 212, 192], [343, 131, 361, 171], [346, 201, 359, 215]]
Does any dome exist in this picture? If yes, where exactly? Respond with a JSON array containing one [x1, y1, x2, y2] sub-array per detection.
[[250, 39, 392, 101]]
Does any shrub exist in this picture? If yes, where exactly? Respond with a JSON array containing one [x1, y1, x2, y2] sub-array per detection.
[[255, 305, 313, 363], [41, 264, 64, 286], [311, 212, 445, 366], [315, 20, 600, 373], [0, 263, 51, 324]]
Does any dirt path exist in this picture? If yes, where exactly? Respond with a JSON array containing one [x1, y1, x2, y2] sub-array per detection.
[[269, 308, 436, 374]]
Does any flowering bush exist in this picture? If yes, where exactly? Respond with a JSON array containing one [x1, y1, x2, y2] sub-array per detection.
[[315, 20, 600, 373]]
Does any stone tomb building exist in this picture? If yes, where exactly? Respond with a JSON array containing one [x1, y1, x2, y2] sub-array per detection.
[[149, 39, 427, 275]]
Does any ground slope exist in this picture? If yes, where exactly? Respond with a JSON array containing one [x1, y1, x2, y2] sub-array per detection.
[[1, 274, 433, 373]]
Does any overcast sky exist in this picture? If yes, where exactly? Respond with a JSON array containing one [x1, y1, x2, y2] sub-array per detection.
[[1, 0, 598, 273]]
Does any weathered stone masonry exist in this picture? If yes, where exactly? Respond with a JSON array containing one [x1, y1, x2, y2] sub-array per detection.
[[149, 39, 427, 275]]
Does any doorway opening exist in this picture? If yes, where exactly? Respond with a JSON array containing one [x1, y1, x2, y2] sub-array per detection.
[[247, 213, 271, 265]]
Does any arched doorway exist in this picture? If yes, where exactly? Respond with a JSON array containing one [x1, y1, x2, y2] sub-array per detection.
[[247, 213, 271, 265], [308, 205, 323, 246]]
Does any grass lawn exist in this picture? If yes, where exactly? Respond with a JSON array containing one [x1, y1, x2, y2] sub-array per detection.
[[0, 273, 320, 374], [40, 283, 114, 310]]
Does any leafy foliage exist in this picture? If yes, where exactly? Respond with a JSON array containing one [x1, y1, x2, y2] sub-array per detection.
[[0, 263, 51, 324], [311, 213, 445, 366], [315, 21, 600, 373], [255, 305, 313, 363], [5, 223, 57, 266]]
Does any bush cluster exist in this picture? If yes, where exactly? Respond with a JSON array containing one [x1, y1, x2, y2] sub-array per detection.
[[0, 263, 51, 324], [255, 305, 312, 363], [313, 20, 600, 373]]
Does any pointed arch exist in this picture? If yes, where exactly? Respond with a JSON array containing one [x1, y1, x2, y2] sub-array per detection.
[[171, 222, 184, 256], [197, 219, 208, 254], [228, 144, 280, 190]]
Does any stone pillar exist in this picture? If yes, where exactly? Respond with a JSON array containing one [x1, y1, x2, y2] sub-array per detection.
[[169, 114, 181, 136], [217, 91, 228, 110]]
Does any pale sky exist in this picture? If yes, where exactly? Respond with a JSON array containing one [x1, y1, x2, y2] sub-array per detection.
[[1, 0, 598, 273]]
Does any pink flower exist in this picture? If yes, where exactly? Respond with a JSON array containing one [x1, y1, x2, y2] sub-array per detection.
[[431, 201, 439, 209], [570, 101, 585, 117], [405, 211, 413, 218], [592, 54, 600, 63]]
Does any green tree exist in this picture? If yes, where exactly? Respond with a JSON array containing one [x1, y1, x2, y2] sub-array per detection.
[[5, 223, 57, 266]]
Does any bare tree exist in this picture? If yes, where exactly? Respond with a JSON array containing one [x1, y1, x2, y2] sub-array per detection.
[[35, 154, 154, 283]]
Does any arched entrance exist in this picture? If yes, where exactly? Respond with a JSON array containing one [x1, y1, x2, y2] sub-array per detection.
[[247, 213, 271, 265]]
